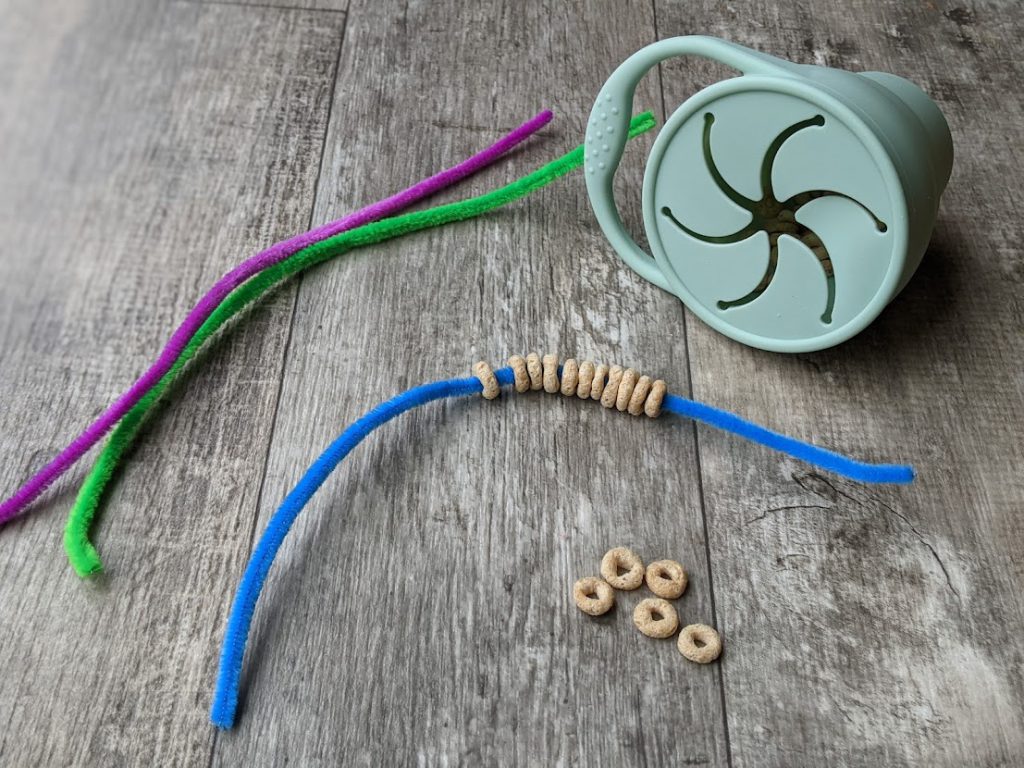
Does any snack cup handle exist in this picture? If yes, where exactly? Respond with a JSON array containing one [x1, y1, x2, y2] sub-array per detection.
[[585, 36, 797, 291]]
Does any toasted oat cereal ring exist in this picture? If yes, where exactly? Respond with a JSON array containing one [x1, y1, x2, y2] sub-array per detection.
[[645, 559, 688, 599], [572, 577, 615, 616], [677, 624, 722, 663], [507, 355, 530, 393], [600, 546, 644, 590], [632, 598, 678, 638], [542, 353, 560, 393], [526, 352, 544, 390], [472, 361, 500, 400]]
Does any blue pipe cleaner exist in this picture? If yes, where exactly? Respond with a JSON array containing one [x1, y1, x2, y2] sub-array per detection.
[[661, 394, 914, 484], [211, 364, 912, 728]]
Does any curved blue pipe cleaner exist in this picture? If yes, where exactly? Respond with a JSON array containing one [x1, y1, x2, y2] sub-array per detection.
[[211, 365, 912, 728]]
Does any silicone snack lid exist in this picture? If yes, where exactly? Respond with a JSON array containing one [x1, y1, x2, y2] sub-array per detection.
[[585, 36, 953, 352]]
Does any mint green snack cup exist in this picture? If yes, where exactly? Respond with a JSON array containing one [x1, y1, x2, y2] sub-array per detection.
[[585, 36, 953, 353]]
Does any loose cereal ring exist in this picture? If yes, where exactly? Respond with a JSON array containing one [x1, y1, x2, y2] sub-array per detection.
[[677, 624, 722, 663], [573, 577, 615, 616], [632, 597, 679, 638], [600, 546, 644, 590], [646, 559, 688, 599]]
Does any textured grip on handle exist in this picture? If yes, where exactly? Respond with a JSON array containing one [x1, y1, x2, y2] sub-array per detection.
[[585, 35, 795, 292], [585, 85, 668, 289]]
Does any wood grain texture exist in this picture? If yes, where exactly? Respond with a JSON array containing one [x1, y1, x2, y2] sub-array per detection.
[[210, 0, 728, 764], [195, 0, 349, 14], [1, 0, 1022, 766], [0, 0, 344, 765], [654, 1, 1024, 766]]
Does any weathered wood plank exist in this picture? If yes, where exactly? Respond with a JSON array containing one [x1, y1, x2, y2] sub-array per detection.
[[195, 0, 349, 14], [0, 1, 344, 765], [210, 0, 730, 765], [654, 1, 1024, 766]]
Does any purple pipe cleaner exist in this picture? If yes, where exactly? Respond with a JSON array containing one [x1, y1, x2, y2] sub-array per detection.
[[0, 109, 554, 524]]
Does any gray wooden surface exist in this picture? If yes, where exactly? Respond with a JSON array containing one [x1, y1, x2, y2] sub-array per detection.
[[0, 0, 1021, 765]]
